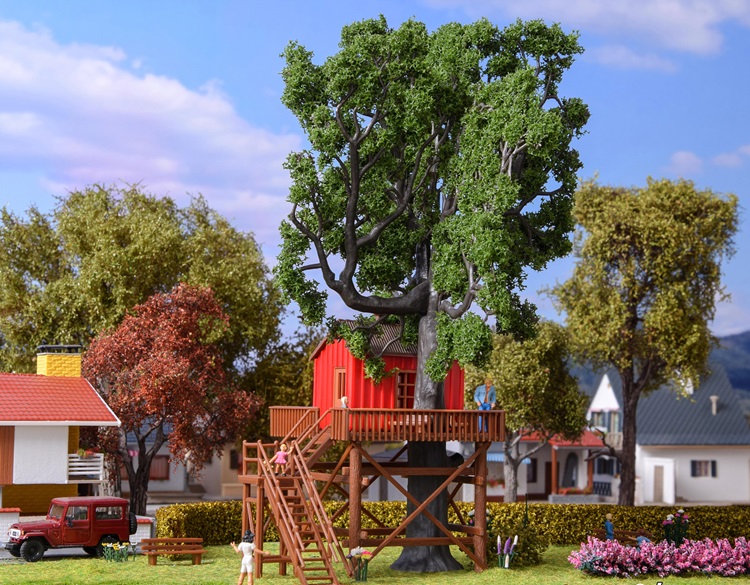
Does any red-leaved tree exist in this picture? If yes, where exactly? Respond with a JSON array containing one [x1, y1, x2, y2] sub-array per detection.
[[83, 283, 260, 515]]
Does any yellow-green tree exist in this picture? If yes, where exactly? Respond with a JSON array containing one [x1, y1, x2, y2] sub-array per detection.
[[466, 321, 588, 502], [550, 178, 738, 506]]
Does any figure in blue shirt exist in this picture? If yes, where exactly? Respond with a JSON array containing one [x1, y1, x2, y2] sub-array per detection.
[[474, 378, 496, 431], [604, 513, 614, 540]]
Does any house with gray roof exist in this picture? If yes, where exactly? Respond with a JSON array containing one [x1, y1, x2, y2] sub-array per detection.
[[586, 362, 750, 504]]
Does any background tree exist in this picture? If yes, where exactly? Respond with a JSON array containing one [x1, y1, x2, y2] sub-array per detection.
[[465, 321, 588, 502], [549, 178, 738, 506], [83, 284, 260, 515], [0, 184, 281, 375], [276, 16, 588, 571], [243, 326, 322, 442]]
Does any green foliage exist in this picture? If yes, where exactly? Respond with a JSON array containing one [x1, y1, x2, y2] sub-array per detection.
[[551, 178, 738, 390], [242, 326, 322, 442], [275, 16, 589, 385], [0, 184, 281, 374], [488, 521, 547, 568]]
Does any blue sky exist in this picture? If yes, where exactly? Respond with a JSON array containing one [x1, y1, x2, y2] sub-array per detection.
[[0, 0, 749, 337]]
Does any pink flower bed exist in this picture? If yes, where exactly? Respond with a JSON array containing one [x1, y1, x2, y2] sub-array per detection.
[[569, 537, 750, 577]]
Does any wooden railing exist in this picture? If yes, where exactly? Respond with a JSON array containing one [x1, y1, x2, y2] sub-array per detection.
[[270, 406, 319, 438], [67, 453, 104, 483], [329, 408, 505, 443], [268, 407, 505, 443]]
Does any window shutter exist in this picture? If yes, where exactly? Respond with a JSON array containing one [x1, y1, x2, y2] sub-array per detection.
[[690, 460, 697, 477], [711, 460, 717, 477]]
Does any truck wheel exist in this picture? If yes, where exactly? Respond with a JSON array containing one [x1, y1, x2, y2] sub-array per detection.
[[129, 511, 137, 535], [7, 544, 21, 557], [83, 546, 99, 556], [96, 535, 118, 557], [20, 539, 45, 562]]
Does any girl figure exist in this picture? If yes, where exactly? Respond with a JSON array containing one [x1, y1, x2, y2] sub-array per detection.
[[231, 530, 267, 585], [269, 443, 288, 475]]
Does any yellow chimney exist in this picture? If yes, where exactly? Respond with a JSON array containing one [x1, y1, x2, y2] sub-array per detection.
[[36, 345, 83, 377]]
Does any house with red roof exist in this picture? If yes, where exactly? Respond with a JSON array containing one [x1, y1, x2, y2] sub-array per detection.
[[0, 345, 119, 514]]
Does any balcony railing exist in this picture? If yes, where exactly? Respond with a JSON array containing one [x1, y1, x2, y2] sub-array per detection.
[[67, 453, 104, 484]]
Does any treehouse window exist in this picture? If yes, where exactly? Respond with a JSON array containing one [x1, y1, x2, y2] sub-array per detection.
[[396, 371, 416, 409]]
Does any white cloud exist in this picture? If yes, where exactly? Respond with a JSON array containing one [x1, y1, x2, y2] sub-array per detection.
[[587, 45, 677, 72], [426, 0, 750, 54], [665, 150, 703, 176], [712, 293, 750, 336], [0, 19, 300, 259], [711, 145, 750, 168]]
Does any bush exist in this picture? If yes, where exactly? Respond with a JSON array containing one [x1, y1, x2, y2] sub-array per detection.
[[570, 536, 750, 577], [155, 499, 750, 551]]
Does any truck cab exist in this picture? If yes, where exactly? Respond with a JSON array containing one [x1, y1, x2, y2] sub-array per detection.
[[4, 496, 135, 562]]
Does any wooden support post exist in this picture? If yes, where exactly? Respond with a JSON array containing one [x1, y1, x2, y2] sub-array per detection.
[[473, 442, 488, 572], [349, 443, 362, 551], [551, 447, 559, 495], [256, 479, 265, 578]]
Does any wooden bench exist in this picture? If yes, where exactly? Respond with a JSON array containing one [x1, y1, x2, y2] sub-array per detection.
[[591, 528, 655, 546], [140, 537, 207, 565]]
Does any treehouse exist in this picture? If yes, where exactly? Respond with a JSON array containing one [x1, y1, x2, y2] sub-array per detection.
[[239, 323, 504, 585]]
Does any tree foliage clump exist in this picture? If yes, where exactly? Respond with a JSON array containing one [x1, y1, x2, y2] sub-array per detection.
[[466, 321, 589, 502], [275, 16, 589, 382], [0, 184, 281, 374], [550, 178, 739, 505], [83, 284, 261, 515]]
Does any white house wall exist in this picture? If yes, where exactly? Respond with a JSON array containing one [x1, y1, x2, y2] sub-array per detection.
[[638, 446, 750, 503], [13, 426, 68, 484], [587, 374, 619, 418]]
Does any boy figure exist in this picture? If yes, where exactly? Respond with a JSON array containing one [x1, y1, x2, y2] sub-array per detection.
[[604, 513, 614, 540], [474, 378, 496, 431], [231, 530, 267, 585]]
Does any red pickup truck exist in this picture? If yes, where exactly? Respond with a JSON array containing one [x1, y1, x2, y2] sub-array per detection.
[[4, 496, 137, 562]]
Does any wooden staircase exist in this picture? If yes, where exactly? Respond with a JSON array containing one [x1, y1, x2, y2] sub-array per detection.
[[254, 415, 350, 585]]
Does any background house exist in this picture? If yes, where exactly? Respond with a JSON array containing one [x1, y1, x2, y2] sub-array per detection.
[[0, 345, 120, 514], [586, 363, 750, 504]]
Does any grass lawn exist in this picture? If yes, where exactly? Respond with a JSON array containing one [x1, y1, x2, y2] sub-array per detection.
[[1, 544, 749, 585]]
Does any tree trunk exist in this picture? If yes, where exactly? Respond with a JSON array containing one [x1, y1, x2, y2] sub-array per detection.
[[391, 292, 461, 572], [618, 370, 639, 506], [128, 464, 151, 516], [503, 431, 520, 503]]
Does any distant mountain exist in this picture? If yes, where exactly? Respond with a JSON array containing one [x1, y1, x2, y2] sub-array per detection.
[[713, 331, 750, 393], [569, 330, 750, 400]]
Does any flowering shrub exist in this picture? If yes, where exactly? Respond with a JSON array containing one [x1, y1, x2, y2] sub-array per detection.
[[101, 541, 133, 562], [569, 537, 750, 577], [663, 508, 689, 545]]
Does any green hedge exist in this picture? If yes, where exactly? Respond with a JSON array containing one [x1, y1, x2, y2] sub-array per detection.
[[155, 500, 750, 548]]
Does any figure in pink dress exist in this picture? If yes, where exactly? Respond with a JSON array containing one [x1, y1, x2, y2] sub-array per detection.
[[269, 443, 288, 475]]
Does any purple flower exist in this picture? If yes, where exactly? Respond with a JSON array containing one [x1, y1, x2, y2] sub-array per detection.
[[504, 537, 512, 555]]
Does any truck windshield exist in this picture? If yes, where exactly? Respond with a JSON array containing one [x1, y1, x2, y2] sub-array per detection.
[[48, 504, 64, 519]]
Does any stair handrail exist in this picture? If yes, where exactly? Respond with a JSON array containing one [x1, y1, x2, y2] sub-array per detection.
[[280, 406, 337, 449], [255, 442, 308, 571], [290, 441, 353, 577]]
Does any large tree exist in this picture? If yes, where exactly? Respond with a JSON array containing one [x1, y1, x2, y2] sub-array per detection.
[[83, 284, 260, 515], [550, 178, 738, 506], [465, 322, 588, 502], [0, 184, 281, 374], [275, 17, 588, 571]]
